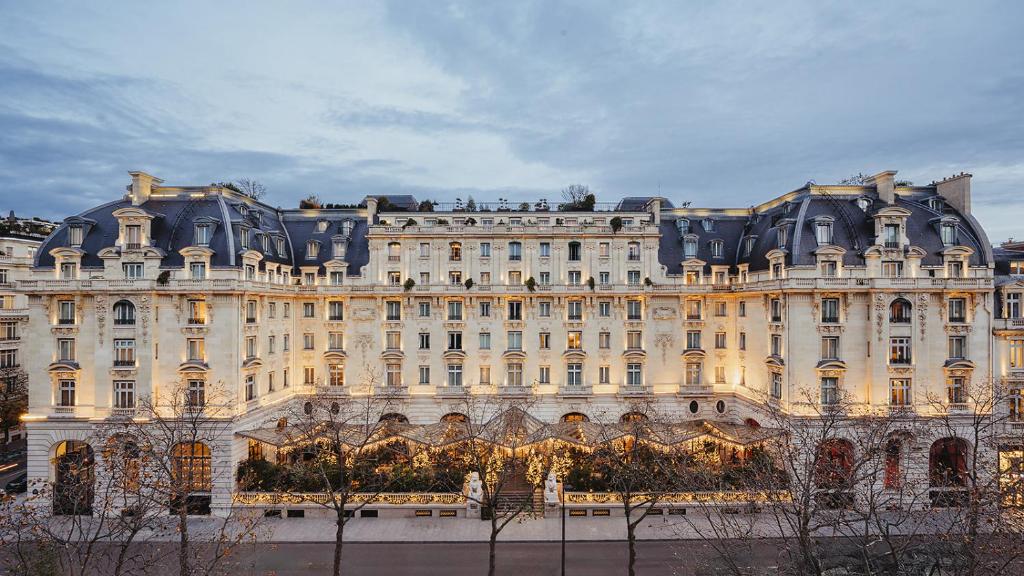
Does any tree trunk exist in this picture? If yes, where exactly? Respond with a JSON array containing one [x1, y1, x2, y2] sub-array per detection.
[[178, 508, 190, 576], [626, 521, 637, 576], [333, 514, 345, 576], [488, 530, 498, 576]]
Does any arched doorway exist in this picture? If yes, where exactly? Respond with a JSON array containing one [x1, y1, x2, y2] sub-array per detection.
[[561, 412, 589, 423], [172, 442, 212, 515], [53, 440, 95, 515], [814, 439, 854, 509], [929, 437, 969, 507]]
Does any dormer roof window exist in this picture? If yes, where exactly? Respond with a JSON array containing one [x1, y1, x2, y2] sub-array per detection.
[[194, 224, 211, 247], [306, 240, 320, 259], [701, 218, 716, 232], [743, 236, 757, 257], [676, 219, 690, 235], [926, 196, 944, 212], [258, 233, 269, 253], [683, 235, 698, 259], [710, 239, 724, 259], [777, 227, 788, 248], [815, 220, 833, 245], [276, 237, 286, 256], [239, 226, 250, 250], [316, 219, 329, 233], [941, 221, 958, 246], [68, 225, 83, 247], [341, 219, 354, 237], [332, 238, 346, 259], [856, 196, 872, 213]]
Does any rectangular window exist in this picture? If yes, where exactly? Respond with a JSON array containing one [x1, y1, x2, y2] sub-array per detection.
[[447, 364, 463, 387], [187, 380, 206, 407], [447, 300, 463, 320], [539, 242, 550, 257], [508, 242, 521, 261], [714, 332, 727, 349], [122, 263, 143, 279], [889, 337, 912, 365], [815, 222, 833, 245], [627, 300, 642, 320], [821, 298, 840, 323], [715, 365, 726, 384], [566, 363, 583, 387], [419, 365, 430, 385], [419, 272, 429, 285], [386, 331, 401, 350], [739, 332, 746, 351], [948, 336, 966, 359], [268, 335, 276, 354], [188, 300, 207, 324], [187, 338, 205, 361], [567, 300, 583, 321], [507, 301, 522, 321], [890, 379, 912, 406], [539, 272, 551, 285], [113, 339, 135, 367], [947, 261, 963, 278], [947, 377, 965, 404], [304, 367, 315, 385], [245, 300, 257, 323], [882, 261, 904, 278], [283, 369, 289, 388], [386, 301, 401, 321], [59, 262, 76, 280], [884, 224, 900, 248], [114, 381, 135, 409], [771, 334, 782, 356], [419, 242, 430, 258], [568, 271, 582, 285], [627, 271, 641, 285], [599, 301, 611, 317], [302, 333, 314, 350], [821, 336, 839, 360], [821, 377, 838, 405], [480, 242, 491, 257], [506, 363, 523, 387], [539, 332, 550, 349], [685, 363, 702, 386], [507, 331, 522, 350], [599, 242, 610, 258], [627, 331, 642, 350], [57, 338, 75, 362], [539, 302, 551, 317], [540, 366, 551, 384], [302, 302, 314, 318], [245, 375, 256, 401], [738, 301, 746, 317], [567, 331, 582, 350], [1011, 339, 1024, 370], [686, 300, 702, 320], [714, 301, 727, 317], [68, 226, 83, 247], [268, 371, 275, 392], [686, 331, 702, 350], [599, 271, 610, 285], [771, 373, 782, 399], [419, 301, 431, 317], [386, 363, 402, 387], [447, 332, 462, 350], [626, 363, 643, 386], [59, 379, 76, 407], [328, 301, 343, 321], [948, 298, 966, 322], [59, 300, 76, 324], [821, 261, 837, 277], [328, 332, 343, 351], [770, 299, 782, 322], [479, 332, 491, 350], [598, 365, 609, 384], [1008, 293, 1022, 319], [419, 332, 431, 350]]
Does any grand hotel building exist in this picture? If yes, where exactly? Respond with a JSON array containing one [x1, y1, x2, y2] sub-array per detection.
[[15, 169, 1024, 512]]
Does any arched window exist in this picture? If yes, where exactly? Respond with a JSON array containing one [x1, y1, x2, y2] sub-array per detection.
[[814, 439, 854, 490], [561, 412, 589, 423], [930, 438, 969, 488], [53, 440, 95, 515], [380, 413, 409, 424], [441, 412, 468, 423], [113, 300, 136, 326], [884, 439, 902, 489], [568, 241, 582, 261], [889, 298, 912, 323], [620, 412, 649, 424]]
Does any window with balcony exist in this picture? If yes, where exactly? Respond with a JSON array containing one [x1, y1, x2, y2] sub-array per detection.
[[447, 364, 463, 387], [113, 300, 136, 325], [626, 242, 640, 261], [627, 270, 641, 285], [568, 271, 582, 285], [58, 379, 76, 407], [889, 337, 912, 365], [325, 300, 343, 321], [883, 224, 901, 248], [506, 363, 523, 387], [882, 261, 903, 278], [188, 300, 207, 324], [948, 298, 966, 323], [1008, 293, 1022, 319], [114, 381, 135, 410], [0, 322, 16, 342], [448, 271, 461, 285], [114, 339, 135, 367], [685, 363, 702, 386], [686, 299, 702, 320], [889, 298, 911, 323], [539, 271, 551, 285], [947, 377, 965, 405], [821, 298, 840, 323], [386, 363, 402, 387], [449, 242, 462, 261], [566, 363, 583, 387], [508, 242, 522, 261], [889, 379, 912, 406], [599, 271, 610, 285], [447, 300, 463, 321]]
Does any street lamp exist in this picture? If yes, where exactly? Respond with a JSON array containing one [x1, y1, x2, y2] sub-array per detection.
[[561, 483, 573, 576]]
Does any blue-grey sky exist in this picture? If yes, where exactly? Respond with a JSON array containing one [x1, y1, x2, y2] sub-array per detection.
[[1, 1, 1022, 241]]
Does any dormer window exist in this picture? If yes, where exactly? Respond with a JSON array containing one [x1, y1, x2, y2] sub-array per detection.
[[683, 236, 698, 259], [676, 219, 690, 235], [239, 227, 250, 250], [332, 239, 346, 259], [777, 227, 788, 248], [68, 225, 83, 247], [194, 224, 211, 246], [316, 219, 329, 233], [883, 224, 900, 248], [258, 234, 269, 253], [237, 204, 248, 216], [710, 240, 724, 259], [276, 237, 286, 255], [124, 225, 142, 249], [856, 197, 872, 212], [701, 218, 716, 232], [927, 196, 944, 212], [1011, 261, 1024, 276], [305, 240, 319, 259], [251, 211, 262, 226], [341, 219, 354, 237], [743, 236, 757, 257], [941, 222, 958, 246], [815, 221, 833, 245]]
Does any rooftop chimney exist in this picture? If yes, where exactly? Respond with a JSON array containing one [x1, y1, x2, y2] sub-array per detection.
[[364, 196, 379, 223], [128, 171, 163, 206], [936, 172, 972, 214], [647, 197, 663, 225], [868, 170, 897, 205]]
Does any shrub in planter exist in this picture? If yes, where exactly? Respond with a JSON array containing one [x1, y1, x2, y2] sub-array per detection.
[[525, 276, 537, 292], [403, 278, 416, 291]]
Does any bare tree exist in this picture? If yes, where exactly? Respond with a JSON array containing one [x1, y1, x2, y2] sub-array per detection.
[[233, 178, 266, 201], [275, 374, 401, 576], [453, 396, 539, 576], [559, 184, 596, 211]]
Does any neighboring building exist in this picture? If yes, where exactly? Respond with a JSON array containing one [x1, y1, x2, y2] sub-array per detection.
[[17, 169, 1018, 513], [0, 212, 57, 444]]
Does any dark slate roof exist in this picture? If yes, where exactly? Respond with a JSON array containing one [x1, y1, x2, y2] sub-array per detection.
[[359, 195, 419, 211], [616, 197, 674, 211], [281, 212, 367, 275]]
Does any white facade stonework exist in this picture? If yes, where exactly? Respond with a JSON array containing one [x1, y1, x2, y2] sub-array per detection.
[[16, 169, 1024, 512]]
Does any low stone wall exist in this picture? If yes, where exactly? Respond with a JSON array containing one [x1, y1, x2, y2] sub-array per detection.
[[233, 492, 467, 519]]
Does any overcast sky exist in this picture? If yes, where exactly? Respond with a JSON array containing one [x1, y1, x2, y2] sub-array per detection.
[[1, 1, 1022, 241]]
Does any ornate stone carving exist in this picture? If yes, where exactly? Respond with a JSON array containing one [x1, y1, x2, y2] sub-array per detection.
[[874, 293, 887, 342], [917, 293, 929, 341], [944, 324, 973, 335], [352, 307, 375, 321], [817, 325, 844, 334], [94, 293, 107, 344], [655, 333, 674, 362], [652, 307, 676, 320], [138, 295, 151, 343], [355, 333, 374, 353]]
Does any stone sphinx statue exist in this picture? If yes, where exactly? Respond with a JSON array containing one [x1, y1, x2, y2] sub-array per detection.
[[544, 470, 559, 504], [467, 472, 483, 501]]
